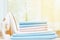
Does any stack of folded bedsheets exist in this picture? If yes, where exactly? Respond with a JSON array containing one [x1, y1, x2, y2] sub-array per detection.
[[11, 22, 57, 40]]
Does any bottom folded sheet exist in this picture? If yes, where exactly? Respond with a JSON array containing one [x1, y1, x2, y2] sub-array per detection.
[[11, 38, 54, 40], [11, 32, 57, 40]]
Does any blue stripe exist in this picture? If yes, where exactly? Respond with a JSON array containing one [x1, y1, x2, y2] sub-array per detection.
[[11, 35, 57, 39], [12, 34, 55, 37], [20, 25, 47, 28], [11, 38, 53, 40], [12, 32, 56, 37], [11, 32, 57, 40], [20, 22, 47, 25]]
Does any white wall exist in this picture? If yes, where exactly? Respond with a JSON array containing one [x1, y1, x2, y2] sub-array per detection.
[[8, 0, 42, 23], [54, 0, 60, 30], [0, 0, 7, 22], [27, 0, 42, 22]]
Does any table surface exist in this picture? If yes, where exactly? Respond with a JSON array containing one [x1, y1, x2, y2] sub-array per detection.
[[53, 38, 60, 40]]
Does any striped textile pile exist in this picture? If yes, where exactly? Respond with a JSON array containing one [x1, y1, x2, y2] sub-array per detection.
[[19, 22, 48, 33], [11, 22, 57, 40]]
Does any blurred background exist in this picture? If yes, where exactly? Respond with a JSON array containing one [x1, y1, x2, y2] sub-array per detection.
[[8, 0, 60, 31]]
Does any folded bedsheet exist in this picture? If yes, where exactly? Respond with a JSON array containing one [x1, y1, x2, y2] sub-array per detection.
[[20, 22, 47, 25], [11, 32, 57, 40], [19, 22, 47, 28]]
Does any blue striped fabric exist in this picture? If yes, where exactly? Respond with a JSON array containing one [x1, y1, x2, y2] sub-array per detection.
[[11, 32, 57, 40], [12, 32, 55, 37], [19, 22, 47, 28], [20, 24, 47, 28], [11, 38, 53, 40], [20, 22, 47, 25], [11, 35, 56, 39]]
